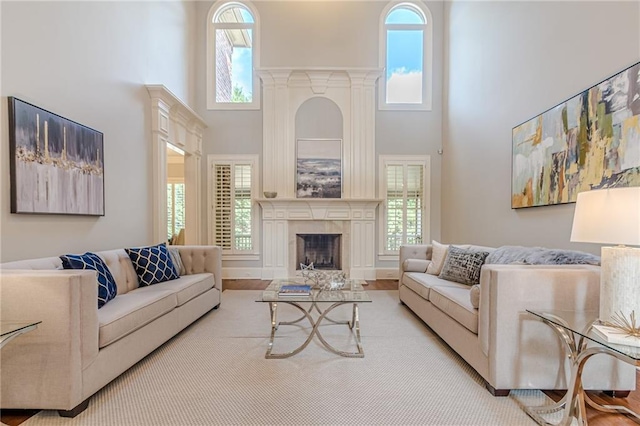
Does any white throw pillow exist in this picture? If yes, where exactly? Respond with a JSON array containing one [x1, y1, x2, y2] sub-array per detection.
[[426, 240, 449, 275]]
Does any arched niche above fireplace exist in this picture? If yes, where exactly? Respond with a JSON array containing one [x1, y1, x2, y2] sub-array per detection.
[[295, 97, 343, 141]]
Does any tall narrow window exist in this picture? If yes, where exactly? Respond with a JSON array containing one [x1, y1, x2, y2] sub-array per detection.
[[167, 181, 185, 241], [207, 1, 260, 110], [379, 2, 432, 111], [208, 155, 259, 259], [379, 156, 430, 257]]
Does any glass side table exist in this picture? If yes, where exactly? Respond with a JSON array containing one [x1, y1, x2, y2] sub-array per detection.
[[526, 310, 639, 426], [0, 320, 41, 348]]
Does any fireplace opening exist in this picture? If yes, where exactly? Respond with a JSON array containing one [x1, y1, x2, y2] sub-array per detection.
[[296, 234, 342, 270]]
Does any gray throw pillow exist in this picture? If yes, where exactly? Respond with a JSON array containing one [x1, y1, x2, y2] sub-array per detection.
[[439, 246, 489, 286], [168, 247, 186, 276]]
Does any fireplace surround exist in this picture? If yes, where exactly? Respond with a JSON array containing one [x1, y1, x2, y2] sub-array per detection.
[[256, 198, 380, 279]]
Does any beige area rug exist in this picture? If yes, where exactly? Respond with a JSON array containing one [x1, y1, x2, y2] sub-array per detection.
[[24, 290, 549, 425]]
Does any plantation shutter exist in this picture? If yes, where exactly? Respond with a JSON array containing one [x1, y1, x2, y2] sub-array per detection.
[[406, 165, 423, 245], [234, 164, 252, 251], [214, 164, 232, 249], [384, 162, 425, 252], [386, 164, 404, 251]]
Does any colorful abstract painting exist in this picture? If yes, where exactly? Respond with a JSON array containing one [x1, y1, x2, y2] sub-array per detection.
[[512, 61, 640, 208]]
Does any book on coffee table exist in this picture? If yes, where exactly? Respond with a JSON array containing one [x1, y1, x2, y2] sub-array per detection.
[[278, 284, 312, 296], [592, 324, 640, 348]]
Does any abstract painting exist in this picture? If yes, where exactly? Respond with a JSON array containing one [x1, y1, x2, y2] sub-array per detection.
[[512, 61, 640, 208], [296, 139, 342, 198], [9, 97, 105, 215]]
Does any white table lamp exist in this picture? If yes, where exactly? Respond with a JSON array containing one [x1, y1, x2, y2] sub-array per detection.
[[570, 187, 640, 337]]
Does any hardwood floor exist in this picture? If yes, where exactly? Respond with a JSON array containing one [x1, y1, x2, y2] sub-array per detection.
[[222, 278, 399, 291], [2, 279, 638, 425]]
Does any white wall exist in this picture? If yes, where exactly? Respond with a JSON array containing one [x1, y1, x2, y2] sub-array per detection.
[[1, 1, 196, 262], [195, 1, 444, 267], [443, 1, 640, 253]]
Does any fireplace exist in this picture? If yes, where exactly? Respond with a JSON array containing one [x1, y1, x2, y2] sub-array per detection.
[[296, 234, 342, 270], [256, 199, 381, 279]]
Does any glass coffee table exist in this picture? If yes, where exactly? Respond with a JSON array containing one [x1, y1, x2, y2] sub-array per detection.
[[257, 278, 371, 359], [526, 310, 640, 426], [1, 320, 41, 348]]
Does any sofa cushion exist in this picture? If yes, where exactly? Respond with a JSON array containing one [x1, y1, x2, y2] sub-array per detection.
[[439, 246, 489, 285], [125, 243, 179, 286], [429, 285, 479, 334], [97, 286, 177, 348], [60, 252, 117, 308], [150, 273, 214, 306], [402, 272, 469, 300], [426, 241, 449, 275]]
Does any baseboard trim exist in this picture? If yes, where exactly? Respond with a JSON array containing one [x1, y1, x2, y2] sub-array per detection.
[[376, 268, 399, 280], [222, 268, 264, 280]]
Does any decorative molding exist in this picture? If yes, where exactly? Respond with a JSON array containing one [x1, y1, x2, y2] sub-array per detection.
[[146, 84, 206, 244], [256, 67, 382, 200], [256, 198, 382, 221], [255, 68, 382, 279]]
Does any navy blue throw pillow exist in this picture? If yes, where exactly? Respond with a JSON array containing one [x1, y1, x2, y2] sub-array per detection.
[[125, 243, 179, 287], [60, 252, 118, 309]]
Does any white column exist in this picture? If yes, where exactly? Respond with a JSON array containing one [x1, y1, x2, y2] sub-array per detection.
[[258, 70, 292, 198], [348, 71, 381, 199]]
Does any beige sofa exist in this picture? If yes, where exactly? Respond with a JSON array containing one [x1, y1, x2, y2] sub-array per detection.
[[399, 244, 635, 396], [0, 245, 222, 417]]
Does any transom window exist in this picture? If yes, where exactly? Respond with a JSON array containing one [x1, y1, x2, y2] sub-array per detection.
[[379, 1, 432, 111], [207, 1, 260, 110]]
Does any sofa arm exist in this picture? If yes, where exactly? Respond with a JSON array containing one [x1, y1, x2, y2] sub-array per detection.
[[0, 270, 99, 410], [399, 244, 432, 277], [175, 245, 222, 292], [478, 264, 634, 391]]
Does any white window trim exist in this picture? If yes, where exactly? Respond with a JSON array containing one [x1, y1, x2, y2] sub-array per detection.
[[206, 1, 261, 110], [378, 1, 433, 111], [378, 155, 430, 260], [207, 154, 260, 260]]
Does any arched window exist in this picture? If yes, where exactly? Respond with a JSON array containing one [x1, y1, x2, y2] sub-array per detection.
[[379, 1, 432, 111], [207, 1, 260, 110]]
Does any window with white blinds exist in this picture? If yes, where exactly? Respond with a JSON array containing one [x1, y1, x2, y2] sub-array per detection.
[[379, 156, 430, 256], [208, 155, 259, 258]]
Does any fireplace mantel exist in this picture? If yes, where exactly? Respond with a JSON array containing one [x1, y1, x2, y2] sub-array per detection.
[[256, 198, 382, 221]]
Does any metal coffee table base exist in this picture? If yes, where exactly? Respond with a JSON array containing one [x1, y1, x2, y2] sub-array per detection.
[[266, 300, 363, 359]]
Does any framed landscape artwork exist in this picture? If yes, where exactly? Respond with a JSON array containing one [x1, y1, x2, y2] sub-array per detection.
[[296, 138, 342, 198], [512, 61, 640, 208], [8, 97, 105, 215]]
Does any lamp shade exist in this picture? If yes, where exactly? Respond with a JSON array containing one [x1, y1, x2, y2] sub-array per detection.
[[570, 187, 640, 246]]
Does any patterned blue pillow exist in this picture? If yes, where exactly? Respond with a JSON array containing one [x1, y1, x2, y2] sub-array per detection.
[[60, 252, 118, 309], [125, 243, 179, 287]]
